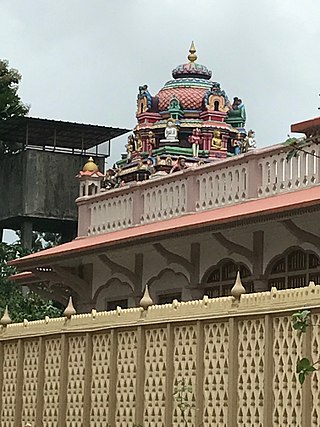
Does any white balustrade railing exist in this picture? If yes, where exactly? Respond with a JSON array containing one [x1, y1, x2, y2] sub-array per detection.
[[195, 163, 248, 211], [141, 178, 187, 223], [78, 141, 320, 237], [88, 193, 133, 235], [257, 143, 319, 197]]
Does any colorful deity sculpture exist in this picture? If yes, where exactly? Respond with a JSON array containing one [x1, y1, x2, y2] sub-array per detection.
[[211, 130, 223, 150], [226, 97, 246, 129], [162, 118, 179, 143], [243, 130, 257, 152], [188, 128, 202, 157], [134, 130, 143, 153], [170, 156, 188, 174], [147, 131, 156, 157], [126, 135, 135, 163]]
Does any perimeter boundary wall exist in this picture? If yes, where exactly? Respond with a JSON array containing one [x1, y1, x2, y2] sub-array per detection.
[[1, 284, 320, 426]]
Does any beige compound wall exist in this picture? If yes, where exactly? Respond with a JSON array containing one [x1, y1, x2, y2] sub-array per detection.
[[1, 284, 320, 426]]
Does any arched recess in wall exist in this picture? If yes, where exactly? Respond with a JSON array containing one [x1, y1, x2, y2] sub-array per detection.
[[201, 258, 253, 298], [147, 268, 189, 304], [265, 246, 320, 290], [93, 278, 134, 311]]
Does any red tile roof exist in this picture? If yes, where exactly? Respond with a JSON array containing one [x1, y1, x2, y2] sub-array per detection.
[[9, 186, 320, 270], [291, 116, 320, 134], [157, 87, 206, 111]]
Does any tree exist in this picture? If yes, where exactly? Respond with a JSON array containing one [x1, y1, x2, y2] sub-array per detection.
[[0, 242, 62, 323], [284, 135, 320, 161], [0, 59, 29, 154]]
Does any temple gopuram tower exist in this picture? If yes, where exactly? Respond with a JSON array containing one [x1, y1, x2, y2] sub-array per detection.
[[115, 43, 249, 182]]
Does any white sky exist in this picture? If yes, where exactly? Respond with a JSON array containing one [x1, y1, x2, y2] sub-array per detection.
[[1, 0, 320, 242]]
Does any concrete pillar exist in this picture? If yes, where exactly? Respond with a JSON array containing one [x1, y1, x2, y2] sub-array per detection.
[[21, 220, 33, 249], [252, 230, 268, 291]]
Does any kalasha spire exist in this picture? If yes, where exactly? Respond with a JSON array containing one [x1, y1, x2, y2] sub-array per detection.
[[188, 41, 197, 63], [172, 42, 211, 80]]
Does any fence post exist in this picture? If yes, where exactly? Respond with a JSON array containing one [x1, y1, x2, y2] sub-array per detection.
[[228, 317, 238, 427], [58, 334, 69, 427], [35, 337, 45, 427], [135, 325, 146, 425], [82, 332, 93, 426], [195, 320, 204, 426], [264, 314, 274, 426], [108, 329, 118, 426], [0, 342, 3, 423], [302, 318, 312, 427], [14, 339, 24, 427], [165, 323, 174, 426]]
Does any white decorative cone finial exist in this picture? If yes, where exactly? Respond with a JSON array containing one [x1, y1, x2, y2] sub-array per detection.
[[63, 297, 76, 319], [140, 284, 154, 310], [231, 271, 246, 300], [1, 305, 12, 326]]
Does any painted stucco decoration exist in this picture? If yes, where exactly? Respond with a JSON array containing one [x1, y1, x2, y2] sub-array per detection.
[[109, 42, 253, 183]]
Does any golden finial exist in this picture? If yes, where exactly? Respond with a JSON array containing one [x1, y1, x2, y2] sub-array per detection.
[[188, 41, 197, 63], [82, 156, 99, 173]]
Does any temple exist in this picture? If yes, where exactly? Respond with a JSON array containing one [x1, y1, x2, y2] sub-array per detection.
[[111, 42, 253, 183], [9, 44, 320, 312]]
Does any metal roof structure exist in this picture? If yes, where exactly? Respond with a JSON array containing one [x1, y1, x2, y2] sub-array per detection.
[[0, 116, 129, 150]]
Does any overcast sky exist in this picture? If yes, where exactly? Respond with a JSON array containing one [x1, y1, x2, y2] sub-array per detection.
[[1, 0, 320, 241]]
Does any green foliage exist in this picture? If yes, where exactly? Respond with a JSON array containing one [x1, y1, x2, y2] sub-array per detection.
[[0, 59, 29, 120], [0, 58, 29, 154], [296, 357, 317, 385], [284, 136, 316, 161], [292, 309, 320, 385], [173, 379, 194, 425], [0, 241, 62, 322], [292, 309, 311, 333]]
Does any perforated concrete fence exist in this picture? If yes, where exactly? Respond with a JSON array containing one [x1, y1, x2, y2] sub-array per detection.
[[1, 284, 320, 426]]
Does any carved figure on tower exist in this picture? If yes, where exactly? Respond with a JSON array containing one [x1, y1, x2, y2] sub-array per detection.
[[211, 130, 223, 150], [170, 156, 188, 173], [126, 134, 135, 163], [232, 134, 242, 155], [226, 97, 246, 128], [134, 130, 143, 153], [137, 84, 153, 114], [243, 130, 257, 152], [188, 128, 202, 157], [161, 118, 179, 143], [147, 131, 156, 157]]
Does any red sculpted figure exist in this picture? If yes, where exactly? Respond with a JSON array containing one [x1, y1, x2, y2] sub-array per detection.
[[188, 128, 202, 157]]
